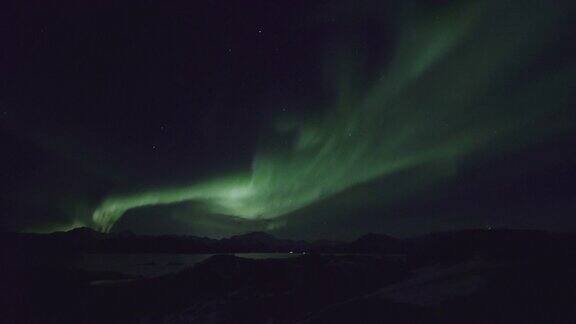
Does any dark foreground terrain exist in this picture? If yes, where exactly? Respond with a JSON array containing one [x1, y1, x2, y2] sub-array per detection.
[[2, 229, 576, 323]]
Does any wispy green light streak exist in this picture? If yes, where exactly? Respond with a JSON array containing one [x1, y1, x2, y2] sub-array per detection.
[[92, 0, 571, 232]]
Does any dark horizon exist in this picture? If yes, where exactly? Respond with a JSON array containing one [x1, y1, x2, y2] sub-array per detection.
[[9, 224, 576, 245]]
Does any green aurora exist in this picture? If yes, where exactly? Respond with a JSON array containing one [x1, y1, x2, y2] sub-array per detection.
[[92, 0, 573, 232]]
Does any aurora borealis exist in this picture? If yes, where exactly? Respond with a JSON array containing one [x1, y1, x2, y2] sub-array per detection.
[[3, 0, 576, 238], [92, 0, 573, 232]]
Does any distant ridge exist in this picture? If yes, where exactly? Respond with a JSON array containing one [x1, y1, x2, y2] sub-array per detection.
[[3, 228, 573, 259]]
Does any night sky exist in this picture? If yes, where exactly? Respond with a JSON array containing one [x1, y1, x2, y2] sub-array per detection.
[[2, 0, 575, 240]]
